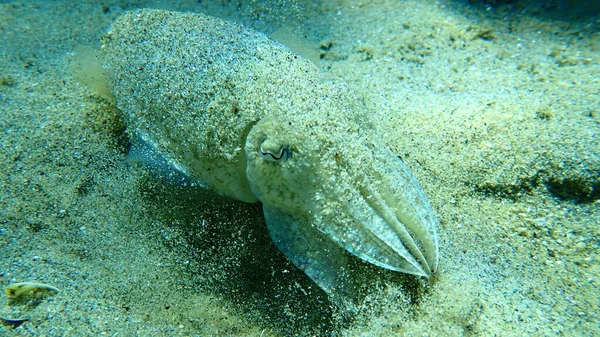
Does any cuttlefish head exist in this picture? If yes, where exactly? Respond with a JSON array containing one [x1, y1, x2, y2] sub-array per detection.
[[244, 116, 439, 295]]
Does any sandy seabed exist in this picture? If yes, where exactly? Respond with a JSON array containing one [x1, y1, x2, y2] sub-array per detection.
[[0, 0, 598, 336]]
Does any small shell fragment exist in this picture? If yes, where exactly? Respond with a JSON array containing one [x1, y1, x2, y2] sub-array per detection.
[[0, 317, 29, 328], [4, 282, 60, 301]]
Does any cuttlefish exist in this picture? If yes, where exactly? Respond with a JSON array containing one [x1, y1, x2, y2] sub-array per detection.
[[102, 9, 439, 297]]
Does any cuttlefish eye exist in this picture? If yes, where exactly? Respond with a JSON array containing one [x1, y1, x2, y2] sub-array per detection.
[[259, 137, 291, 162]]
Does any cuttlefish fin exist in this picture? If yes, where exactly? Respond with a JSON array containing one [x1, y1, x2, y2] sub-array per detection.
[[125, 133, 200, 187], [263, 205, 358, 300]]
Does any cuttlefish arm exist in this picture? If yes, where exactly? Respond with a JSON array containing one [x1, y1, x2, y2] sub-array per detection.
[[263, 205, 357, 296], [245, 117, 439, 295]]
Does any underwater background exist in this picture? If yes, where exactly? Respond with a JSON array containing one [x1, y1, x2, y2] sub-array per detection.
[[0, 0, 598, 335]]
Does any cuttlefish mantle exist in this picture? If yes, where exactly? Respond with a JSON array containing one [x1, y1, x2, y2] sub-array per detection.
[[102, 9, 439, 297]]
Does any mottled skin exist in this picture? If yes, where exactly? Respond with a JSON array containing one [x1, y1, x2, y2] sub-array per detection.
[[103, 9, 439, 297]]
